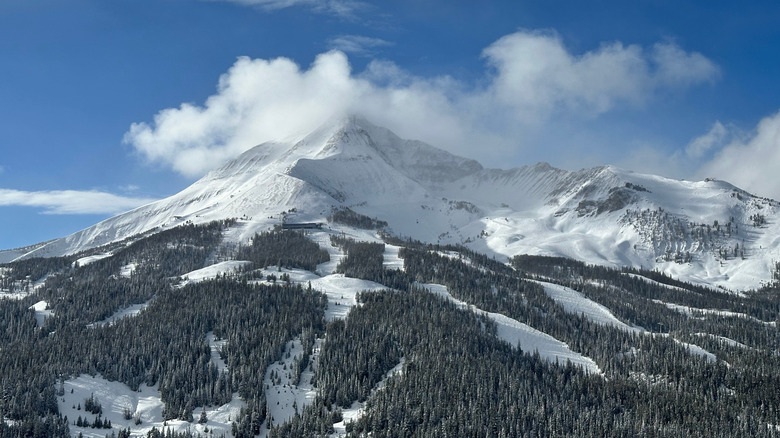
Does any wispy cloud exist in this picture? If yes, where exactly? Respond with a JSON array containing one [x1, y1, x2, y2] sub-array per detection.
[[685, 121, 729, 159], [125, 29, 721, 178], [698, 111, 780, 200], [204, 0, 367, 19], [328, 35, 393, 56], [0, 188, 157, 215], [119, 184, 141, 193]]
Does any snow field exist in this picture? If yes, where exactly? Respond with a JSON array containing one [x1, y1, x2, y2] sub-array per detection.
[[119, 263, 137, 278], [74, 253, 113, 268], [258, 338, 321, 437], [382, 244, 404, 271], [244, 263, 386, 321], [88, 300, 152, 328], [0, 271, 50, 300], [58, 375, 244, 438], [207, 332, 229, 372], [309, 228, 405, 273], [311, 275, 387, 321], [30, 300, 53, 327], [178, 260, 252, 287], [308, 230, 345, 275]]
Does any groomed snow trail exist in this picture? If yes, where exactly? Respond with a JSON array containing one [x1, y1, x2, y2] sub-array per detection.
[[420, 283, 602, 375]]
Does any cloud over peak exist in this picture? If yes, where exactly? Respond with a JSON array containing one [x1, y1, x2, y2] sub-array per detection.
[[698, 111, 780, 200], [125, 29, 721, 178]]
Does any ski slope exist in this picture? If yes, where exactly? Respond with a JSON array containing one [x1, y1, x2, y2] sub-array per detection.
[[533, 280, 640, 332], [420, 283, 601, 374]]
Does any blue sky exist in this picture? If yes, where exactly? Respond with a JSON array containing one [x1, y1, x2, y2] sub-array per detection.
[[1, 0, 780, 250]]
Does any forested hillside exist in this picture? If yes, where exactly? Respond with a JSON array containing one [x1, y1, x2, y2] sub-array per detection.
[[2, 219, 780, 437]]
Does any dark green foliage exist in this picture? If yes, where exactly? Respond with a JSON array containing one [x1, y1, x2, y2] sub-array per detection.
[[238, 230, 330, 271], [330, 235, 413, 290], [288, 285, 780, 437], [287, 236, 780, 436], [0, 221, 326, 435], [328, 207, 387, 229], [83, 394, 101, 415], [512, 254, 780, 328], [0, 255, 73, 292], [332, 236, 384, 280], [0, 413, 70, 438], [5, 218, 780, 437], [34, 222, 232, 330], [140, 427, 222, 438]]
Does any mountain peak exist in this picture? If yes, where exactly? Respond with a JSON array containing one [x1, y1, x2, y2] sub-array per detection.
[[8, 116, 780, 291]]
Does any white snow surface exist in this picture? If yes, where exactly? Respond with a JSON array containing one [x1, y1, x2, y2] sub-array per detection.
[[0, 290, 30, 300], [179, 260, 251, 286], [311, 274, 387, 321], [206, 332, 229, 372], [533, 280, 639, 332], [88, 300, 152, 328], [119, 263, 137, 278], [530, 281, 721, 363], [247, 263, 387, 321], [671, 338, 717, 363], [30, 300, 53, 327], [382, 244, 405, 271], [74, 253, 112, 267], [6, 116, 780, 292], [0, 269, 50, 300], [58, 375, 244, 438], [420, 283, 601, 374], [258, 338, 320, 436]]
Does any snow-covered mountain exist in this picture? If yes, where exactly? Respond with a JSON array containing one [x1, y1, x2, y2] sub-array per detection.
[[4, 116, 780, 290]]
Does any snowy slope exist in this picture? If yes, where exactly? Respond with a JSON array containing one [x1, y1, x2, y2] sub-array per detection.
[[532, 280, 639, 332], [421, 283, 601, 374], [6, 115, 780, 291]]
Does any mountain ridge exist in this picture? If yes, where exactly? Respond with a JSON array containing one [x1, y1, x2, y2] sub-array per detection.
[[3, 116, 779, 291]]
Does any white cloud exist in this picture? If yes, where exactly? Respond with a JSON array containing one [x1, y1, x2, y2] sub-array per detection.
[[120, 184, 140, 193], [328, 35, 393, 56], [652, 42, 720, 87], [205, 0, 366, 19], [686, 121, 728, 159], [481, 31, 719, 121], [125, 29, 720, 178], [0, 189, 157, 215], [698, 111, 780, 200]]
